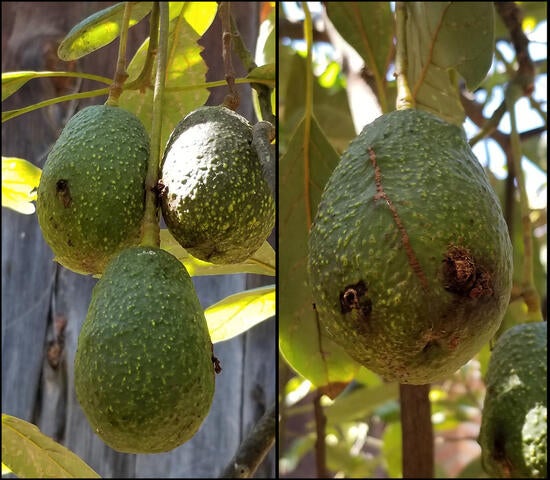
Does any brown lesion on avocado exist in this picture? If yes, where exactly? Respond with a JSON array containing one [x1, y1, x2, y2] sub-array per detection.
[[442, 245, 493, 298], [368, 147, 429, 290], [339, 280, 372, 319], [56, 179, 72, 208]]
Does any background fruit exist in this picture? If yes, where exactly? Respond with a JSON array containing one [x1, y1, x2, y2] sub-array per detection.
[[74, 246, 215, 453], [161, 105, 275, 264], [478, 321, 547, 478], [308, 108, 513, 384], [36, 105, 149, 275]]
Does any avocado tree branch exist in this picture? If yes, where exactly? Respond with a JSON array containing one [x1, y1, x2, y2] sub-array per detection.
[[220, 402, 275, 478], [219, 2, 239, 110], [313, 391, 329, 478]]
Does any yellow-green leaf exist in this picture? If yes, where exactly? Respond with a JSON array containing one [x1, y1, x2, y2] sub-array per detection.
[[205, 285, 275, 343], [2, 414, 100, 478], [2, 71, 112, 102], [181, 2, 218, 36], [57, 2, 153, 61], [160, 229, 275, 277], [2, 156, 42, 214]]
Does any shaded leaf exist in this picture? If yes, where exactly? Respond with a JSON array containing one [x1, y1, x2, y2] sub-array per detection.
[[279, 116, 359, 394], [2, 414, 100, 478], [58, 2, 153, 61], [381, 421, 402, 478], [325, 2, 394, 99], [205, 285, 275, 343], [119, 5, 214, 153], [406, 3, 495, 125], [160, 229, 275, 277], [2, 157, 41, 215], [281, 53, 356, 154], [247, 63, 275, 82]]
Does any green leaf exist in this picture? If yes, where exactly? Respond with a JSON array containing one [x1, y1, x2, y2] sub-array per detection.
[[324, 2, 394, 108], [2, 157, 42, 214], [247, 63, 275, 83], [381, 421, 402, 478], [406, 2, 495, 125], [324, 383, 399, 425], [205, 285, 275, 343], [119, 5, 213, 153], [160, 229, 275, 277], [2, 414, 100, 478], [281, 54, 356, 154], [279, 116, 359, 395], [57, 2, 153, 60]]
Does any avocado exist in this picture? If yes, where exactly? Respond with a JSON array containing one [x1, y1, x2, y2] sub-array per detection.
[[160, 106, 275, 264], [308, 109, 513, 384], [74, 246, 215, 453], [37, 105, 149, 275], [479, 321, 547, 478]]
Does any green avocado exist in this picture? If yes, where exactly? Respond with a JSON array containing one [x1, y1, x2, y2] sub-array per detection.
[[308, 109, 513, 384], [160, 105, 275, 264], [74, 246, 215, 453], [479, 322, 547, 478], [37, 105, 149, 275]]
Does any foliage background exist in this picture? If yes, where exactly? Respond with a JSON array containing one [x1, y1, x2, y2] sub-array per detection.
[[2, 2, 275, 478], [278, 2, 547, 478]]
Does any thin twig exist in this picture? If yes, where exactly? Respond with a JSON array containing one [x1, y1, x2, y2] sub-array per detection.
[[313, 391, 328, 478], [107, 1, 132, 105]]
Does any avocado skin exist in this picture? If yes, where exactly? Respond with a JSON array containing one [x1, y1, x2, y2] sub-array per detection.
[[74, 246, 215, 453], [308, 109, 513, 384], [37, 105, 149, 275], [479, 322, 547, 478], [161, 106, 275, 264]]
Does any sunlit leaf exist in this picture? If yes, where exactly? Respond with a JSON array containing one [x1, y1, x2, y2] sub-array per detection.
[[57, 2, 153, 60], [205, 285, 275, 343], [406, 3, 494, 125], [181, 2, 218, 36], [2, 414, 100, 478], [248, 63, 275, 82], [279, 116, 359, 395], [160, 229, 275, 277], [2, 157, 42, 214]]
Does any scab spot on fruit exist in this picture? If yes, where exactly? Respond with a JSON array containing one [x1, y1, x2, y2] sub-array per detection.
[[339, 280, 372, 319], [56, 179, 72, 208], [442, 245, 494, 298]]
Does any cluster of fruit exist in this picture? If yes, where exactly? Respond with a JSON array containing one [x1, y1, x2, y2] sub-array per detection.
[[36, 104, 275, 453]]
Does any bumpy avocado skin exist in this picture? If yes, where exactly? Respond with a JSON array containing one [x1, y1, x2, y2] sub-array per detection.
[[308, 109, 513, 384], [37, 105, 149, 275], [74, 246, 215, 453], [479, 322, 547, 478], [161, 106, 275, 264]]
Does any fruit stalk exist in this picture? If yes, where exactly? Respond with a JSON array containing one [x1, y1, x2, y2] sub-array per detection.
[[395, 2, 414, 111], [141, 1, 168, 248]]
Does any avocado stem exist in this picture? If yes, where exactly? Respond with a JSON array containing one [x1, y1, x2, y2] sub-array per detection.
[[395, 2, 414, 111], [106, 2, 133, 106], [141, 1, 168, 248]]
